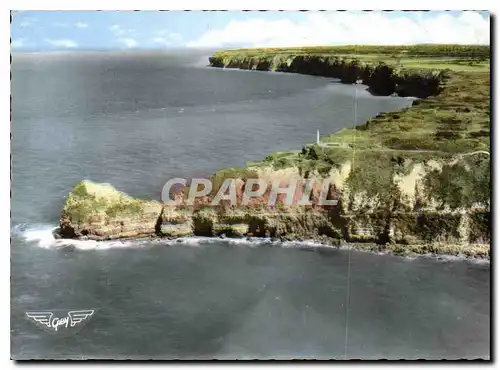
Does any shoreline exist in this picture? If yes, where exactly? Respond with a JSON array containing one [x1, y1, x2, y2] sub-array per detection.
[[57, 45, 491, 259], [48, 226, 490, 261]]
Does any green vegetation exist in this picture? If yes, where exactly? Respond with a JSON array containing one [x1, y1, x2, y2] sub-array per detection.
[[211, 44, 490, 71], [63, 180, 146, 223], [312, 70, 490, 160], [60, 45, 490, 257], [215, 44, 489, 58], [210, 167, 259, 195], [424, 155, 490, 209], [211, 45, 490, 210]]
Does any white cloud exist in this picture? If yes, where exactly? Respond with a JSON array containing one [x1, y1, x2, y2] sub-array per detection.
[[111, 26, 140, 48], [109, 24, 137, 37], [75, 22, 88, 29], [153, 32, 183, 47], [11, 38, 27, 49], [44, 39, 78, 49], [19, 18, 37, 28], [109, 24, 123, 35], [118, 38, 138, 48], [187, 11, 490, 48]]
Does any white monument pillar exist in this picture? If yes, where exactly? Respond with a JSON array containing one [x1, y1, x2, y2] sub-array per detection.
[[316, 130, 320, 144]]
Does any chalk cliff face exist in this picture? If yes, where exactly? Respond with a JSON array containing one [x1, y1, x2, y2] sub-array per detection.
[[208, 54, 446, 98], [59, 152, 490, 258]]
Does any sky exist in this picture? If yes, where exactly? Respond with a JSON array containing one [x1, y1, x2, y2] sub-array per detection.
[[11, 11, 490, 51]]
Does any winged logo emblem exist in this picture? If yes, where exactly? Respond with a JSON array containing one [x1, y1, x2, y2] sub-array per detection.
[[25, 312, 53, 327], [68, 310, 94, 327], [26, 309, 95, 332]]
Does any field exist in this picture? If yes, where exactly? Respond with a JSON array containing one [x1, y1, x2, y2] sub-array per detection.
[[213, 44, 490, 71]]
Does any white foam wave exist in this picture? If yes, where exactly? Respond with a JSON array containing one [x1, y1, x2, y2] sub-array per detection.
[[12, 224, 156, 250], [13, 224, 488, 263], [12, 224, 341, 252], [278, 240, 334, 250], [12, 223, 59, 249], [430, 253, 490, 265]]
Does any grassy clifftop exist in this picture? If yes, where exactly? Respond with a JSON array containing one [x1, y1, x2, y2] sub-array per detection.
[[209, 45, 490, 211], [207, 45, 490, 253], [213, 44, 490, 56], [210, 44, 490, 71], [244, 70, 490, 205]]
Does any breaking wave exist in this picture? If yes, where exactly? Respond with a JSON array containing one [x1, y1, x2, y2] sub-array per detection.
[[10, 223, 490, 263], [11, 223, 338, 251]]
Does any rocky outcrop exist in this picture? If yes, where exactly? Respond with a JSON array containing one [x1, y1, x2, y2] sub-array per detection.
[[59, 180, 162, 240], [208, 54, 447, 98]]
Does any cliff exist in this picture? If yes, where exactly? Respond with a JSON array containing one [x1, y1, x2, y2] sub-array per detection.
[[208, 54, 447, 98], [59, 148, 490, 258], [58, 46, 490, 258]]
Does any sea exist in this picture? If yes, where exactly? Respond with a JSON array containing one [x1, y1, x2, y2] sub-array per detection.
[[10, 50, 490, 360]]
